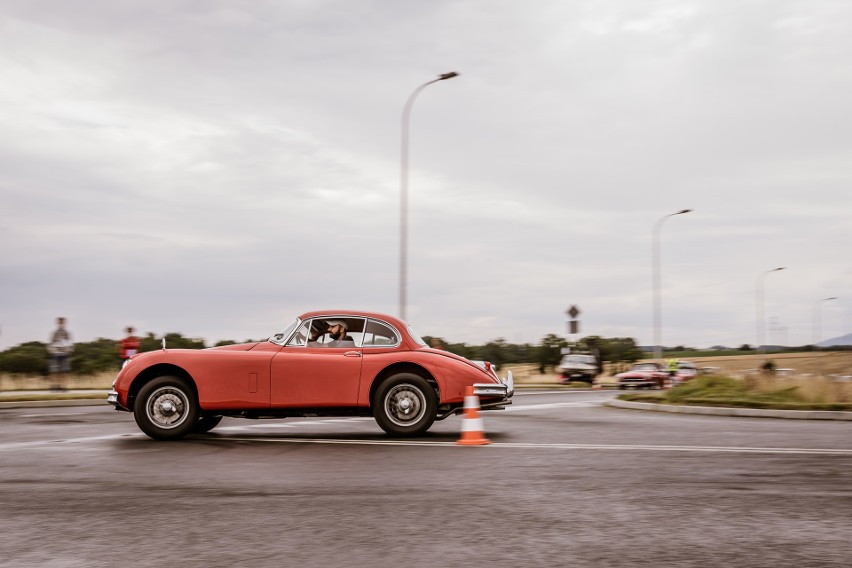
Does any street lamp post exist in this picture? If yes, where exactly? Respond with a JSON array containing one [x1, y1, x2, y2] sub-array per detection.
[[652, 209, 692, 362], [755, 267, 786, 354], [813, 296, 838, 348], [399, 71, 459, 322]]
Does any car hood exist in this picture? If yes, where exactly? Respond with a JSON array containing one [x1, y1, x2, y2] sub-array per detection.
[[206, 342, 261, 351], [617, 371, 652, 377]]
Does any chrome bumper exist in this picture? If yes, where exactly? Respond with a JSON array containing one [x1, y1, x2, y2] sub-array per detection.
[[107, 390, 119, 407], [473, 370, 514, 398]]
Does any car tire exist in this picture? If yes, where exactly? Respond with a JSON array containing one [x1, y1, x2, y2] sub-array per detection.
[[373, 373, 437, 436], [192, 415, 223, 434], [134, 376, 199, 440]]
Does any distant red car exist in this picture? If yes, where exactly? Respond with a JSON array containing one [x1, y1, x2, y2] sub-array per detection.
[[616, 362, 668, 389], [108, 310, 513, 440]]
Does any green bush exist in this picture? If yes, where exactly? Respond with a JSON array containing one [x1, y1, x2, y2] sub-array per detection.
[[665, 375, 746, 402], [0, 332, 208, 376], [0, 342, 50, 375], [618, 374, 852, 411], [72, 338, 122, 375]]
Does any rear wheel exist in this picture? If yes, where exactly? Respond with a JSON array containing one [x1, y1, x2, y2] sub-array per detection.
[[134, 376, 199, 440], [373, 373, 437, 436]]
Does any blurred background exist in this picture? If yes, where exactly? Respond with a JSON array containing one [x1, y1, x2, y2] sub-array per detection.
[[1, 0, 850, 354]]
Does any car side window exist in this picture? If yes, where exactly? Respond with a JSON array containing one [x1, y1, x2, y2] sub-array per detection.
[[362, 320, 399, 347], [304, 317, 365, 348]]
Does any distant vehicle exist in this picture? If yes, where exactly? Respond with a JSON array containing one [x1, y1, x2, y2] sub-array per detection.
[[558, 353, 599, 384], [616, 362, 668, 389], [675, 360, 698, 383]]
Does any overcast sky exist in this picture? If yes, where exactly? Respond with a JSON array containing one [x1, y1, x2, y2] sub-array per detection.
[[1, 0, 850, 350]]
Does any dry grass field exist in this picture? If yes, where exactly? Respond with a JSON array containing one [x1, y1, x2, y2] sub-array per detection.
[[0, 371, 116, 392], [507, 351, 852, 386]]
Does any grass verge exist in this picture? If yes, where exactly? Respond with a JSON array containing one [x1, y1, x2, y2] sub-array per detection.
[[618, 375, 852, 411]]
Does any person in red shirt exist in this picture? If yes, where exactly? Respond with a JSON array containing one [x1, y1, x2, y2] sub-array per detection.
[[118, 326, 141, 369]]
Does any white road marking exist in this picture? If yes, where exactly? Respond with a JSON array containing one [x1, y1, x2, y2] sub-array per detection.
[[201, 437, 852, 455], [504, 401, 597, 411], [3, 398, 848, 456], [2, 430, 851, 456], [514, 390, 605, 396], [0, 433, 137, 451]]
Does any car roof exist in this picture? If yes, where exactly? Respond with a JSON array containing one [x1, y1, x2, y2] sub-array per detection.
[[298, 310, 406, 328], [296, 310, 418, 348]]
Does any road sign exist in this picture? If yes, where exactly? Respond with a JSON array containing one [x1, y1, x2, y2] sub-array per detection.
[[567, 305, 580, 319]]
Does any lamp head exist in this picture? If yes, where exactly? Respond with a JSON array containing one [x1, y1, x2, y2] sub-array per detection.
[[438, 72, 459, 80]]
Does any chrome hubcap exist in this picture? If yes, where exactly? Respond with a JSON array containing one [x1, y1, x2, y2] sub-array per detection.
[[385, 384, 425, 427], [146, 387, 189, 429]]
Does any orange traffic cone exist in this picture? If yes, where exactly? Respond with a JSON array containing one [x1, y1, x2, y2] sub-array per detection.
[[456, 386, 490, 446]]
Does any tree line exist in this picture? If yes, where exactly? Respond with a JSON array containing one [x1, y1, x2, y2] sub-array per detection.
[[0, 333, 224, 376], [422, 334, 643, 373], [0, 331, 644, 376]]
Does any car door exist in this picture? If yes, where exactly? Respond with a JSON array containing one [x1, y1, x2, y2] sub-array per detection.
[[269, 317, 364, 407]]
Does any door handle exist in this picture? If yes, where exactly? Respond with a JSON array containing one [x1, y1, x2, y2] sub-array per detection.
[[344, 351, 362, 357]]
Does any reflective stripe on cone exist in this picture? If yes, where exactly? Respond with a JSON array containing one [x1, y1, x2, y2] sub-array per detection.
[[457, 385, 490, 446]]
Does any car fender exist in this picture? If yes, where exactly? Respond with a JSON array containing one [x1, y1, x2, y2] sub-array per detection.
[[117, 344, 279, 411], [360, 349, 494, 406]]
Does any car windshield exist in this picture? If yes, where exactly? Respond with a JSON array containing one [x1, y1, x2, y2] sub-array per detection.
[[269, 318, 301, 345]]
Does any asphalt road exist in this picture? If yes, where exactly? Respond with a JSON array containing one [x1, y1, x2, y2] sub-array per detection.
[[2, 390, 851, 568]]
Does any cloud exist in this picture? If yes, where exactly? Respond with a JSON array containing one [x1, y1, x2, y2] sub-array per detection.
[[1, 0, 850, 350]]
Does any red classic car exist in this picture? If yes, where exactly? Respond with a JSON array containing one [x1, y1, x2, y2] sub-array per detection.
[[615, 362, 668, 389], [108, 310, 514, 440]]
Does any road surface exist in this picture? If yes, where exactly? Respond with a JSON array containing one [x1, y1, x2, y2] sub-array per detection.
[[2, 390, 851, 567]]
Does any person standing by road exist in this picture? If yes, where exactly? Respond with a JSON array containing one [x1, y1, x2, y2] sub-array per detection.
[[118, 326, 141, 369], [47, 317, 73, 391], [667, 358, 679, 385]]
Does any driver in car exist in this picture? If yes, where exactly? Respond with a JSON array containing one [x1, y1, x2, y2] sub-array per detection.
[[325, 320, 355, 347]]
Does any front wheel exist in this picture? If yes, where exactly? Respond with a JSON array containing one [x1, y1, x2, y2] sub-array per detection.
[[134, 376, 199, 440], [373, 374, 437, 436]]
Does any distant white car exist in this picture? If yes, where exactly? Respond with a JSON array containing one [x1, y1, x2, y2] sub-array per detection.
[[558, 354, 599, 384], [675, 360, 698, 383]]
